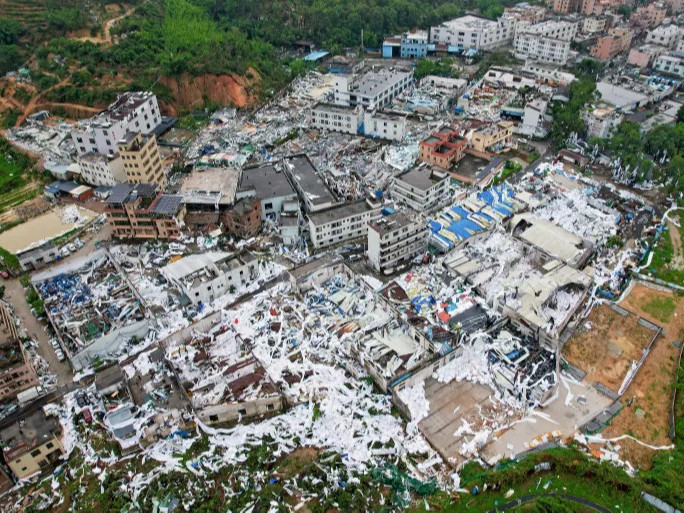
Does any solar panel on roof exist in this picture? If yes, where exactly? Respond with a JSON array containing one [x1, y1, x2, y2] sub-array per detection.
[[152, 195, 183, 214]]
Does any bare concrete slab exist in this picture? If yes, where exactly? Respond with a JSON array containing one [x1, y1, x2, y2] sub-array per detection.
[[419, 377, 493, 466], [481, 378, 611, 465]]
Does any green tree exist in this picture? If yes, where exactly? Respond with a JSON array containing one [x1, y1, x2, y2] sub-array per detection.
[[678, 104, 684, 124]]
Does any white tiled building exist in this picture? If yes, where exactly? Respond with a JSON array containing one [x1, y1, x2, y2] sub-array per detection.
[[77, 154, 127, 187], [392, 168, 450, 212], [654, 54, 684, 78], [646, 24, 684, 48], [333, 71, 412, 109], [310, 103, 361, 135], [514, 20, 578, 65], [363, 111, 407, 141], [430, 15, 516, 50], [367, 212, 427, 273], [71, 92, 162, 157], [307, 199, 382, 249]]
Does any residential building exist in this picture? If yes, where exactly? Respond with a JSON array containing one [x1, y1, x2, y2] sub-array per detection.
[[471, 121, 515, 153], [77, 154, 127, 187], [582, 16, 608, 33], [307, 199, 382, 250], [282, 154, 337, 213], [419, 126, 467, 169], [280, 199, 302, 245], [224, 198, 262, 238], [627, 44, 667, 67], [553, 0, 581, 13], [514, 31, 573, 64], [162, 251, 257, 305], [71, 92, 162, 157], [421, 75, 468, 95], [661, 0, 684, 13], [581, 0, 620, 15], [590, 27, 634, 60], [105, 183, 185, 239], [519, 95, 552, 137], [382, 31, 429, 58], [118, 132, 165, 188], [180, 167, 240, 230], [646, 24, 683, 47], [367, 212, 428, 273], [333, 71, 412, 109], [236, 163, 298, 221], [630, 3, 668, 29], [654, 54, 684, 77], [392, 167, 451, 212], [678, 39, 684, 53], [0, 302, 38, 402], [515, 19, 578, 41], [310, 103, 362, 135], [429, 15, 516, 50], [0, 409, 64, 479], [503, 3, 548, 23], [401, 31, 429, 58], [582, 106, 623, 138], [525, 63, 577, 85], [363, 110, 407, 141]]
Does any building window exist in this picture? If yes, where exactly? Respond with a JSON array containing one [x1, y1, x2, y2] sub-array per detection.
[[30, 449, 41, 457], [238, 408, 247, 415]]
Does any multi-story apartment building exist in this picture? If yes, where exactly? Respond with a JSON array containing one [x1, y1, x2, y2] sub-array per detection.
[[419, 126, 467, 169], [553, 0, 581, 13], [471, 121, 515, 153], [516, 19, 578, 41], [503, 3, 548, 23], [224, 198, 262, 238], [77, 154, 126, 187], [0, 409, 64, 479], [236, 163, 298, 222], [519, 95, 552, 138], [646, 24, 683, 48], [661, 0, 684, 13], [71, 92, 162, 157], [654, 54, 684, 77], [118, 132, 165, 188], [627, 44, 667, 67], [582, 16, 608, 33], [363, 110, 407, 141], [581, 0, 622, 15], [333, 71, 412, 109], [582, 106, 623, 138], [105, 183, 185, 240], [590, 27, 633, 60], [392, 168, 450, 212], [514, 32, 573, 64], [401, 31, 429, 58], [307, 199, 382, 249], [0, 302, 38, 402], [630, 3, 668, 29], [367, 212, 428, 273], [429, 15, 516, 50], [310, 103, 362, 135]]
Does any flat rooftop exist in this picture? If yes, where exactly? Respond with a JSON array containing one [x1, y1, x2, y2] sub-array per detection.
[[396, 168, 442, 191], [370, 211, 417, 236], [308, 199, 379, 226], [282, 155, 336, 208], [438, 15, 499, 30], [313, 102, 357, 115], [180, 167, 241, 205], [0, 409, 60, 460], [240, 163, 296, 200], [350, 70, 411, 98]]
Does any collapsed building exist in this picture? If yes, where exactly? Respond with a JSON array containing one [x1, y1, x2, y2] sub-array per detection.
[[32, 250, 151, 370]]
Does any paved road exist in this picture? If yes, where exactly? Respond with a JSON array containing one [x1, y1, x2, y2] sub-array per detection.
[[486, 492, 613, 513], [0, 383, 78, 429], [3, 277, 73, 386]]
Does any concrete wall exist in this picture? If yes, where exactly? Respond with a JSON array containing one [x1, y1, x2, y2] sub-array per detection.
[[197, 395, 284, 425]]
